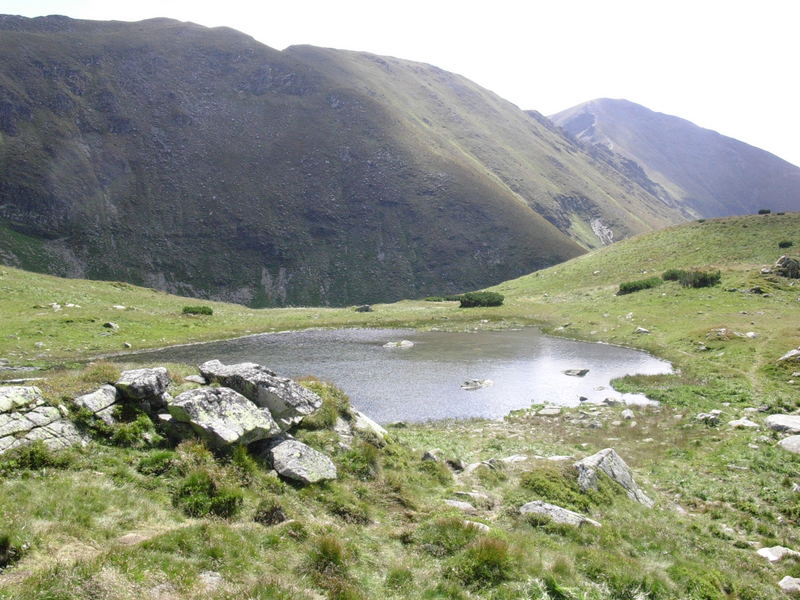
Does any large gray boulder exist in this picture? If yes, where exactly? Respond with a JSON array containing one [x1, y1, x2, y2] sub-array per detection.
[[73, 385, 119, 425], [260, 436, 337, 484], [115, 367, 171, 410], [350, 409, 388, 442], [168, 387, 280, 448], [778, 436, 800, 454], [0, 386, 85, 453], [199, 360, 322, 429], [766, 414, 800, 434], [574, 448, 654, 507], [520, 500, 601, 527]]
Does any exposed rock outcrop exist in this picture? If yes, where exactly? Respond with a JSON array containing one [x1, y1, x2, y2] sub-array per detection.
[[199, 360, 322, 429], [73, 384, 119, 425], [574, 448, 654, 507], [257, 436, 337, 484], [775, 255, 800, 279], [115, 367, 171, 410], [0, 386, 85, 453], [520, 500, 601, 527], [168, 387, 280, 448]]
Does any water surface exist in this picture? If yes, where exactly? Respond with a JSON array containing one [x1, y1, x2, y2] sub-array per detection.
[[123, 328, 671, 423]]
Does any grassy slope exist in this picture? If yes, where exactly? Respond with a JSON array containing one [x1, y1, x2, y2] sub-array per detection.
[[2, 213, 800, 599]]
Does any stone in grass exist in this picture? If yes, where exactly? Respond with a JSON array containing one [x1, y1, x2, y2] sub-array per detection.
[[73, 385, 119, 426], [778, 436, 800, 454], [574, 448, 654, 507], [444, 499, 477, 514], [260, 436, 337, 484], [168, 387, 280, 448], [199, 360, 322, 430], [766, 414, 800, 434], [757, 546, 800, 562], [115, 368, 170, 403], [779, 576, 800, 595], [520, 500, 601, 527], [728, 418, 759, 429]]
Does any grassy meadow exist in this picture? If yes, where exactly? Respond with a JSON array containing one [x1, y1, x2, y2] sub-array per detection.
[[1, 212, 800, 598]]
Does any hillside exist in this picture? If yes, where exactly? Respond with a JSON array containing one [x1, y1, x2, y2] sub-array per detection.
[[0, 16, 692, 307], [550, 98, 800, 217], [2, 214, 800, 599]]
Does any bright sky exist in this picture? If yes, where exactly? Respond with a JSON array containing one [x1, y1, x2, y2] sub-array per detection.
[[3, 0, 799, 166]]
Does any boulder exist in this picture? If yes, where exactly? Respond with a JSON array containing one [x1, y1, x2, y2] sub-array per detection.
[[778, 436, 800, 454], [778, 348, 800, 362], [183, 375, 206, 384], [0, 386, 85, 453], [621, 409, 635, 420], [757, 546, 800, 562], [765, 414, 800, 434], [115, 368, 171, 408], [383, 340, 414, 348], [779, 576, 800, 595], [260, 436, 337, 484], [563, 369, 589, 377], [354, 305, 373, 313], [634, 327, 651, 334], [520, 500, 601, 527], [775, 255, 800, 279], [460, 378, 493, 390], [574, 448, 654, 507], [349, 408, 388, 442], [168, 387, 280, 448], [728, 418, 759, 429], [463, 520, 490, 533], [696, 412, 720, 426], [199, 360, 321, 429], [73, 385, 119, 425], [444, 499, 477, 513]]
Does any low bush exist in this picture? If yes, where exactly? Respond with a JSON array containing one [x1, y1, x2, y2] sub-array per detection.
[[679, 270, 721, 288], [446, 537, 514, 588], [425, 294, 463, 302], [414, 517, 480, 557], [459, 291, 504, 307], [172, 470, 243, 518], [758, 209, 771, 215], [662, 268, 684, 281], [253, 496, 287, 526], [137, 450, 177, 476], [617, 277, 662, 295], [0, 440, 73, 475], [307, 535, 347, 576], [779, 240, 794, 248], [182, 305, 213, 316], [0, 532, 25, 569], [296, 381, 351, 430], [385, 566, 414, 590]]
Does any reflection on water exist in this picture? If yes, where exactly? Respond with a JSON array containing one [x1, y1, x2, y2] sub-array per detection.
[[122, 328, 672, 423]]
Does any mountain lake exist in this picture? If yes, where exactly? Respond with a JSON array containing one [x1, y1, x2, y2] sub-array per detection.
[[120, 328, 672, 423]]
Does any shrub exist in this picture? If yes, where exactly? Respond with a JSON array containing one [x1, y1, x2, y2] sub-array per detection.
[[172, 470, 243, 518], [779, 240, 794, 248], [447, 537, 514, 588], [385, 566, 414, 590], [182, 305, 213, 315], [253, 496, 287, 526], [0, 532, 24, 568], [137, 450, 177, 476], [296, 381, 350, 430], [414, 518, 480, 557], [0, 441, 73, 475], [758, 209, 771, 214], [678, 270, 721, 288], [662, 268, 684, 281], [307, 535, 347, 575], [617, 277, 662, 295], [459, 291, 504, 307]]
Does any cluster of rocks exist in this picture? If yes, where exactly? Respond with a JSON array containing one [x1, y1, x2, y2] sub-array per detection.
[[762, 255, 800, 279], [1, 360, 385, 485], [0, 386, 85, 453]]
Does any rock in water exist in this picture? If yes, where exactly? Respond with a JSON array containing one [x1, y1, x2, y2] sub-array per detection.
[[261, 436, 337, 484], [199, 360, 322, 430], [0, 386, 85, 453], [115, 367, 171, 410], [168, 387, 280, 448], [519, 500, 601, 527], [460, 379, 493, 390], [383, 340, 414, 348], [563, 369, 589, 377], [574, 448, 654, 507]]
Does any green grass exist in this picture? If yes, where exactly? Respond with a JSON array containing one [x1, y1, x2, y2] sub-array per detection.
[[2, 213, 800, 598]]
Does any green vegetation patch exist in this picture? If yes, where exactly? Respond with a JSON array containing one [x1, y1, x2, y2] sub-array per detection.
[[459, 291, 504, 307], [182, 305, 213, 315], [617, 276, 662, 295]]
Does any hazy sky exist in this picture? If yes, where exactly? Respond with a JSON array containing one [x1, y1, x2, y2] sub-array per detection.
[[3, 0, 799, 166]]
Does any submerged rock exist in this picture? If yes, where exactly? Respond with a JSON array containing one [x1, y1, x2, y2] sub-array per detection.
[[520, 500, 601, 527], [460, 378, 493, 390], [574, 448, 654, 507], [383, 340, 414, 348], [199, 360, 322, 430], [563, 369, 589, 377], [168, 387, 280, 448]]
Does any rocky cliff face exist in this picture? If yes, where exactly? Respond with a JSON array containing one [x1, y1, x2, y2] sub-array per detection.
[[551, 98, 800, 218], [0, 16, 687, 306]]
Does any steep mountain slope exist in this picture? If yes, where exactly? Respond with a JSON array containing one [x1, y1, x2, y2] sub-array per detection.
[[0, 16, 687, 306], [551, 98, 800, 217]]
